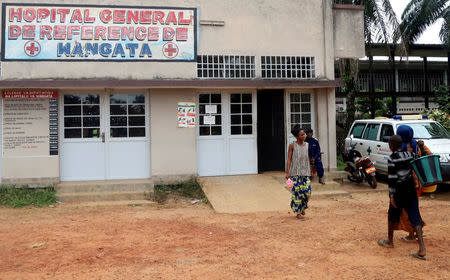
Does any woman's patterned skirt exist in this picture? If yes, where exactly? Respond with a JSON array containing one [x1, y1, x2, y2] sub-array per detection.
[[290, 176, 311, 214]]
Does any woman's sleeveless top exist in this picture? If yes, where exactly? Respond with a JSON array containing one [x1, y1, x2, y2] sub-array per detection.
[[290, 142, 311, 176]]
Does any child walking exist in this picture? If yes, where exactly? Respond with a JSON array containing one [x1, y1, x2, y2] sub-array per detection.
[[286, 125, 311, 220], [378, 135, 426, 260]]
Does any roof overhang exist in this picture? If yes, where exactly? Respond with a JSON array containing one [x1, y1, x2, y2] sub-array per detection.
[[0, 79, 342, 89], [367, 43, 449, 57]]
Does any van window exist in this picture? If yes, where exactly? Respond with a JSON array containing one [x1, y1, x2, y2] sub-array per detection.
[[350, 123, 366, 138], [362, 124, 380, 141], [380, 124, 394, 142]]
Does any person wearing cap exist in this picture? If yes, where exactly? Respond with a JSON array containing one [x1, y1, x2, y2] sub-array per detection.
[[305, 129, 325, 184]]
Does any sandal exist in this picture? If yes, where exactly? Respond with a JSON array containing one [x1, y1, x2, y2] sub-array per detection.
[[377, 239, 393, 248], [296, 214, 305, 221], [401, 236, 416, 243], [412, 252, 426, 261]]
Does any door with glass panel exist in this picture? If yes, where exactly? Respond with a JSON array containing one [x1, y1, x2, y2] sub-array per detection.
[[197, 92, 257, 176], [60, 92, 150, 181]]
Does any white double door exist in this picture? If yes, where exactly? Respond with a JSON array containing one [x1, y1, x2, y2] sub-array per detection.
[[197, 92, 257, 176], [60, 91, 150, 181]]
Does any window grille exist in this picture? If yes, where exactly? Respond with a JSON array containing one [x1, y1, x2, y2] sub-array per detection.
[[198, 93, 222, 136], [63, 94, 100, 139], [290, 93, 312, 131], [197, 55, 255, 79], [109, 94, 146, 138], [261, 56, 316, 79], [230, 93, 253, 135]]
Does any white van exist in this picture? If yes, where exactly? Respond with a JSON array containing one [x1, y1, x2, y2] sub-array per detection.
[[345, 115, 450, 181]]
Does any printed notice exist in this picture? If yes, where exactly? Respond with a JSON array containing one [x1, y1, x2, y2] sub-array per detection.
[[177, 102, 196, 128], [204, 116, 216, 125], [2, 98, 50, 157], [205, 105, 217, 114]]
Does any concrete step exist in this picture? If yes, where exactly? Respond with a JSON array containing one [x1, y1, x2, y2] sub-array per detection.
[[55, 183, 154, 193], [62, 200, 156, 207], [56, 190, 152, 203]]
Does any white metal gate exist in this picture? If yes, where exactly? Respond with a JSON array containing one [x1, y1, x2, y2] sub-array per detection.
[[60, 91, 150, 181], [197, 91, 257, 176]]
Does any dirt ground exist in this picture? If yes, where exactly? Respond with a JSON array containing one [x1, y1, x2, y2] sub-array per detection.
[[0, 191, 449, 280]]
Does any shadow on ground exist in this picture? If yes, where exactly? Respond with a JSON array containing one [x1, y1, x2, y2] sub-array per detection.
[[376, 174, 450, 201]]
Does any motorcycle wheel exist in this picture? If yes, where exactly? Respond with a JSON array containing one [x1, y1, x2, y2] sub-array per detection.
[[367, 175, 377, 189], [347, 174, 358, 183]]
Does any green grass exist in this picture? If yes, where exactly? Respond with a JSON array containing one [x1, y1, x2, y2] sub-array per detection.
[[0, 185, 56, 208], [149, 178, 207, 204], [337, 155, 346, 171]]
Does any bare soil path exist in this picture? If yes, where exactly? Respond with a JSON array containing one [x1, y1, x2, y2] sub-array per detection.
[[0, 191, 449, 280]]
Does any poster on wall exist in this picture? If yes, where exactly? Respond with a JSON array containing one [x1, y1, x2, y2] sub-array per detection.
[[177, 102, 195, 128], [2, 90, 58, 157], [1, 3, 197, 61]]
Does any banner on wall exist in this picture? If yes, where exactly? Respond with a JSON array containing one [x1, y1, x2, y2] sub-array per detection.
[[1, 3, 197, 61], [2, 90, 58, 157], [177, 102, 195, 128]]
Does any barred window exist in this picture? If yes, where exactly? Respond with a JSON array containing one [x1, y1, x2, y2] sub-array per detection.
[[109, 94, 146, 138], [63, 94, 100, 139], [198, 93, 222, 136], [290, 93, 312, 131], [261, 56, 316, 79], [197, 55, 255, 79], [230, 93, 253, 135]]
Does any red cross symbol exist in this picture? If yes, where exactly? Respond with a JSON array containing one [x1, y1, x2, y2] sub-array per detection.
[[24, 41, 41, 57], [163, 42, 179, 59]]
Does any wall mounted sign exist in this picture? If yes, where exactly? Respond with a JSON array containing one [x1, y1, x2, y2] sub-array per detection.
[[1, 3, 197, 61], [177, 102, 195, 128], [205, 105, 217, 114], [2, 90, 58, 156]]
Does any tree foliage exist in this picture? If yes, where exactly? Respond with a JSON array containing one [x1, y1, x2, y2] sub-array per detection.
[[433, 85, 450, 114], [401, 0, 450, 47], [355, 97, 394, 118]]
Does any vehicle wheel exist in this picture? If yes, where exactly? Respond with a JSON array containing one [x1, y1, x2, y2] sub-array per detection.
[[368, 175, 377, 189], [347, 174, 357, 183]]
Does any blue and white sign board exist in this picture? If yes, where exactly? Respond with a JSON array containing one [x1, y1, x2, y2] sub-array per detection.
[[1, 3, 197, 61]]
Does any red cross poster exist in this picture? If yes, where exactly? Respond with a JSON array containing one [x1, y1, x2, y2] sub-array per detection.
[[2, 3, 197, 61], [177, 102, 196, 128]]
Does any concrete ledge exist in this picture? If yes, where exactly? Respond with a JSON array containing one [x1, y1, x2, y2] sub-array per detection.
[[57, 191, 152, 202], [1, 178, 59, 185], [332, 4, 365, 11]]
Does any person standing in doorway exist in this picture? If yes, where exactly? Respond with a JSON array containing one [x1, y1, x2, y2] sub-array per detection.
[[286, 125, 312, 220], [305, 129, 325, 184]]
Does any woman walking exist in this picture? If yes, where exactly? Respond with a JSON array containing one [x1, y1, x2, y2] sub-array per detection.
[[286, 125, 312, 220], [396, 125, 432, 242]]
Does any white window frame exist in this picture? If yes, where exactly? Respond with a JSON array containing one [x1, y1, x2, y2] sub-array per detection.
[[261, 55, 316, 79], [59, 90, 150, 144], [284, 90, 316, 160], [229, 92, 255, 137], [197, 92, 224, 138], [197, 55, 256, 79]]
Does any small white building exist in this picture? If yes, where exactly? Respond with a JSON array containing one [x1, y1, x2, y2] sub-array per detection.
[[0, 0, 364, 183]]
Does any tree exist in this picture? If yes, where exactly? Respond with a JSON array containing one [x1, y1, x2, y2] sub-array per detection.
[[401, 0, 450, 47], [433, 85, 450, 114], [338, 0, 404, 130], [355, 96, 394, 118]]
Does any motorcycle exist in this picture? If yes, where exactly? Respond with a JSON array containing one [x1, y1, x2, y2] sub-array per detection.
[[342, 143, 377, 188]]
